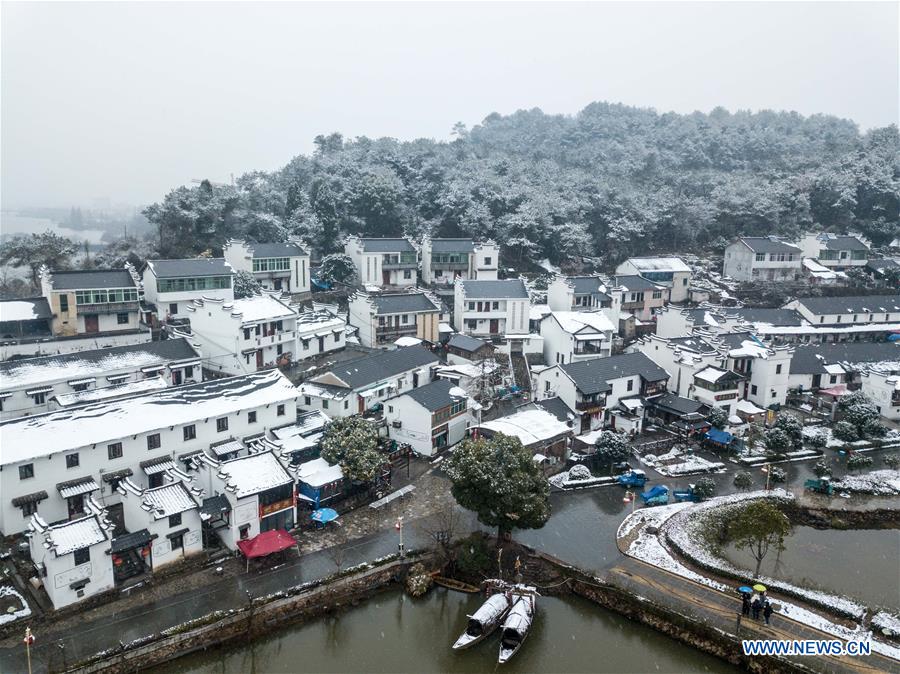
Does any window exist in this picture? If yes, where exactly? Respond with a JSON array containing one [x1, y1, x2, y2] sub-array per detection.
[[116, 312, 129, 325], [775, 364, 782, 374], [169, 303, 178, 315], [183, 425, 196, 441], [626, 379, 634, 392], [248, 411, 257, 424], [73, 548, 90, 566], [60, 295, 69, 312], [33, 392, 46, 405], [322, 400, 329, 410], [66, 453, 80, 469], [751, 385, 758, 395], [277, 404, 286, 416], [19, 464, 34, 480], [304, 396, 311, 406], [108, 442, 123, 459], [147, 433, 161, 450], [21, 501, 38, 517], [169, 513, 182, 528], [216, 417, 228, 432]]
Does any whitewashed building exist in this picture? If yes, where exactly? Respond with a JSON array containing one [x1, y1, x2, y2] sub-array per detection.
[[344, 236, 418, 288], [181, 293, 299, 375], [453, 279, 529, 338], [0, 370, 298, 536], [27, 500, 115, 609], [142, 258, 235, 320], [722, 237, 802, 282], [0, 338, 201, 420], [615, 257, 692, 303], [348, 291, 441, 347], [420, 238, 499, 286], [298, 346, 439, 418], [223, 239, 311, 294], [384, 379, 472, 456], [540, 311, 615, 366]]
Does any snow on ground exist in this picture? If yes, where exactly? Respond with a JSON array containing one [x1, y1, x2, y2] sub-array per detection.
[[833, 470, 900, 496], [0, 585, 32, 625]]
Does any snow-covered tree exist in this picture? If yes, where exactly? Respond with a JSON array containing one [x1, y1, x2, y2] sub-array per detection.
[[443, 435, 550, 542], [706, 406, 728, 430], [594, 431, 630, 475], [233, 270, 262, 299], [318, 253, 357, 286], [320, 416, 384, 483]]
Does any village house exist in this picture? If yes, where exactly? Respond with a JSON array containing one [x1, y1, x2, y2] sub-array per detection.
[[178, 293, 299, 375], [540, 310, 615, 366], [0, 337, 202, 420], [344, 236, 418, 288], [614, 257, 692, 303], [384, 379, 472, 456], [297, 346, 440, 418], [419, 237, 499, 286], [223, 239, 311, 294], [0, 369, 298, 537], [453, 279, 529, 338], [445, 333, 494, 364], [142, 258, 235, 321], [473, 406, 573, 468], [348, 291, 441, 347], [532, 351, 669, 432], [787, 341, 900, 392], [796, 233, 870, 270], [27, 498, 115, 609], [194, 450, 296, 550], [722, 236, 802, 282]]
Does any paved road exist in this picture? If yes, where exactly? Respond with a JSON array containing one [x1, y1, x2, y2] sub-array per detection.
[[608, 557, 897, 674]]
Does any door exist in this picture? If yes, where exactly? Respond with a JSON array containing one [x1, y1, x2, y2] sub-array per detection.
[[256, 349, 264, 369], [489, 319, 499, 334], [84, 314, 99, 333]]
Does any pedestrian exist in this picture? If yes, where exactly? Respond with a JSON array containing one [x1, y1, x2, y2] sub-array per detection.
[[741, 594, 751, 616], [751, 597, 762, 620], [763, 601, 773, 626]]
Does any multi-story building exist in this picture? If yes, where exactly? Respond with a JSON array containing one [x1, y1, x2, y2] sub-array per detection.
[[0, 370, 298, 536], [453, 279, 529, 338], [540, 311, 615, 366], [0, 338, 201, 420], [348, 291, 441, 347], [419, 237, 499, 286], [384, 379, 473, 456], [179, 293, 299, 375], [344, 236, 418, 288], [615, 257, 692, 303], [722, 237, 802, 282], [532, 352, 669, 432], [298, 346, 439, 418], [223, 239, 311, 294], [142, 258, 235, 320], [796, 233, 869, 270]]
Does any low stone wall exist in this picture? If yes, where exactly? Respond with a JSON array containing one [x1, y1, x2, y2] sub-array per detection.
[[66, 552, 430, 674]]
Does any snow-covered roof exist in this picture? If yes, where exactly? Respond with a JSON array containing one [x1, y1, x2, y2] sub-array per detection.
[[38, 514, 109, 556], [140, 482, 200, 519], [625, 257, 691, 273], [228, 294, 297, 323], [297, 457, 344, 487], [547, 311, 615, 335], [478, 408, 571, 447], [53, 377, 169, 407], [0, 370, 298, 465], [218, 451, 293, 498]]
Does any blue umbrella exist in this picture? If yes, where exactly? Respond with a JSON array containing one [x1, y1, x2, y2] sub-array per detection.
[[738, 586, 753, 594], [311, 508, 339, 524]]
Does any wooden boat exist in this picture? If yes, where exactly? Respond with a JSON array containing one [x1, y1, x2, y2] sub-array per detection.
[[433, 576, 480, 594], [452, 592, 512, 650], [498, 587, 537, 664]]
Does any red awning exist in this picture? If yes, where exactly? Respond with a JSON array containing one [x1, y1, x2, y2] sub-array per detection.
[[236, 529, 296, 559]]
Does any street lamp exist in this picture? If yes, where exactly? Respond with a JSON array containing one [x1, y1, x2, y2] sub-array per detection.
[[396, 516, 405, 558]]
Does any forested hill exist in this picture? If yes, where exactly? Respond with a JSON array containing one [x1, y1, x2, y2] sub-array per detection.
[[144, 103, 900, 268]]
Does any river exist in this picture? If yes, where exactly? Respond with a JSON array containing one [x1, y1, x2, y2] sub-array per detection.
[[153, 587, 736, 674]]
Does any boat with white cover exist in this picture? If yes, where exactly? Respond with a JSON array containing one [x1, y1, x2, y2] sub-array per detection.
[[452, 591, 512, 649], [498, 586, 537, 664]]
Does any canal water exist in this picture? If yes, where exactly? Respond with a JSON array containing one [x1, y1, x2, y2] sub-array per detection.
[[154, 587, 736, 674], [723, 526, 900, 611]]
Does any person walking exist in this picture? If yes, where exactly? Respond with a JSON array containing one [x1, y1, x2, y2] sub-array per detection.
[[763, 601, 774, 626], [741, 594, 751, 617], [751, 596, 762, 620]]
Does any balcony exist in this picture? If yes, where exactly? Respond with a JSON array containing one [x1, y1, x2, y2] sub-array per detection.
[[73, 301, 140, 315]]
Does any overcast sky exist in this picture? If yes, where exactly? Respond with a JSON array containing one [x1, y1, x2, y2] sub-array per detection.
[[2, 1, 897, 210]]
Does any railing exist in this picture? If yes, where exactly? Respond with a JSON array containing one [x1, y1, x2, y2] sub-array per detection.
[[73, 301, 140, 315]]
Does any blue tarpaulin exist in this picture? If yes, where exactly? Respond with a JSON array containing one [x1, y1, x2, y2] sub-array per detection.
[[705, 428, 733, 445]]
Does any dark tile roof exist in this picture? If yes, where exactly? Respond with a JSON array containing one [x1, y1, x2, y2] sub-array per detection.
[[447, 333, 490, 353], [821, 236, 868, 251], [372, 293, 439, 314], [611, 275, 663, 291], [397, 378, 462, 412], [560, 352, 669, 395], [646, 392, 705, 416], [737, 237, 801, 254], [48, 269, 135, 290], [358, 238, 415, 253], [327, 346, 439, 389], [430, 238, 476, 253], [789, 342, 900, 375], [461, 279, 528, 299], [795, 295, 900, 316], [0, 297, 52, 322], [728, 308, 804, 326], [533, 396, 576, 422], [146, 258, 234, 278], [247, 242, 307, 258]]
